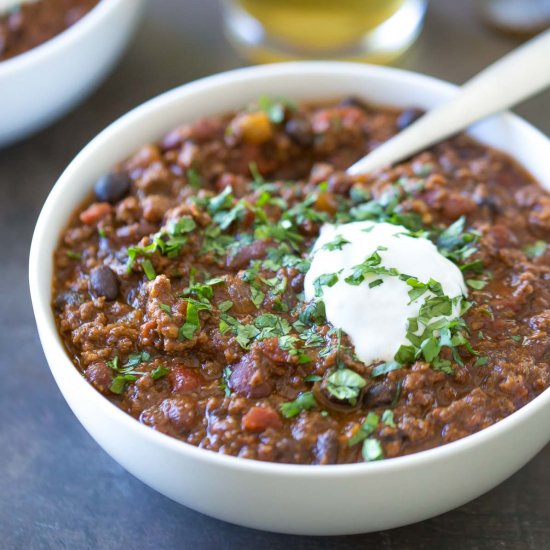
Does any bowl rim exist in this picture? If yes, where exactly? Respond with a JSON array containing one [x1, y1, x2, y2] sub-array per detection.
[[0, 0, 123, 76], [29, 60, 550, 478]]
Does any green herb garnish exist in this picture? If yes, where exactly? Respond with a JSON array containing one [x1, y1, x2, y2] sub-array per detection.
[[322, 235, 350, 252], [362, 438, 384, 462], [381, 409, 396, 428], [66, 250, 81, 260], [524, 240, 547, 259], [151, 366, 169, 380], [279, 391, 316, 418], [142, 259, 156, 280], [219, 366, 232, 396], [110, 374, 137, 395], [218, 300, 233, 312], [348, 412, 379, 446], [466, 279, 488, 290], [325, 368, 367, 406], [179, 301, 200, 340]]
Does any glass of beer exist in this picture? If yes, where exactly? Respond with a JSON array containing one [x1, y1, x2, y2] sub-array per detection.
[[220, 0, 429, 64]]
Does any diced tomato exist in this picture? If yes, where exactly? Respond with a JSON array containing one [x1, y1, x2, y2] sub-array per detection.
[[242, 406, 283, 432], [80, 202, 111, 225]]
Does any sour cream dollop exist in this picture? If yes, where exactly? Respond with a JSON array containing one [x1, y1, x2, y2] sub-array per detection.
[[304, 221, 467, 366], [0, 0, 36, 14]]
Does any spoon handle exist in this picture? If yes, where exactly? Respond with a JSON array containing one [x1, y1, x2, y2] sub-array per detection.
[[347, 28, 550, 176]]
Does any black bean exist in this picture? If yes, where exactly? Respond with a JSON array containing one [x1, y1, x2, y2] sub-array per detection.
[[285, 118, 314, 147], [396, 108, 424, 131], [90, 266, 120, 300], [289, 273, 305, 293], [53, 291, 84, 311], [94, 172, 132, 204], [313, 430, 339, 465], [328, 172, 354, 194], [339, 96, 369, 110], [364, 383, 395, 408]]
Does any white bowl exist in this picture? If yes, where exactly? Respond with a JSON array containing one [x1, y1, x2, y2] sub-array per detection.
[[29, 62, 550, 535], [0, 0, 145, 147]]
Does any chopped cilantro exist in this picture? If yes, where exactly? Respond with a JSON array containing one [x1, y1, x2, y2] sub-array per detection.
[[159, 303, 172, 316], [391, 381, 403, 408], [218, 300, 233, 312], [250, 286, 265, 308], [106, 351, 151, 392], [179, 301, 200, 340], [432, 356, 454, 374], [474, 356, 489, 367], [182, 276, 225, 303], [248, 161, 264, 184], [350, 186, 371, 204], [279, 391, 316, 418], [345, 189, 423, 232], [344, 248, 399, 286], [299, 300, 326, 325], [524, 240, 547, 258], [126, 215, 197, 271], [394, 345, 416, 365], [168, 217, 197, 235], [200, 225, 235, 256], [404, 277, 443, 303], [325, 368, 367, 406], [362, 438, 384, 462], [348, 412, 379, 446], [322, 235, 350, 252], [187, 168, 202, 189], [66, 250, 81, 260], [257, 95, 296, 124], [236, 324, 260, 348], [413, 162, 433, 177], [254, 313, 292, 339], [466, 279, 488, 290], [460, 259, 484, 273], [381, 409, 396, 428], [109, 374, 137, 395], [219, 366, 232, 396], [278, 335, 310, 364], [151, 366, 169, 380], [122, 352, 151, 369], [208, 186, 234, 214], [437, 216, 480, 266], [313, 272, 339, 297], [215, 201, 248, 231], [298, 326, 325, 348], [372, 361, 403, 377], [142, 259, 156, 281]]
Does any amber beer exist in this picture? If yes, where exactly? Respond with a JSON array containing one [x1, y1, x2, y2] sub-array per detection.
[[221, 0, 428, 63]]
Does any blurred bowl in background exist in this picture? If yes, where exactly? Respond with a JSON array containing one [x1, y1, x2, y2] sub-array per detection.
[[0, 0, 145, 148]]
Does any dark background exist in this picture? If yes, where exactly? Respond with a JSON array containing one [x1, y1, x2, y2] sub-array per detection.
[[2, 1, 549, 548]]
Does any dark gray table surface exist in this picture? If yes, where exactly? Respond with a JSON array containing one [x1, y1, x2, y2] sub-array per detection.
[[2, 1, 550, 548]]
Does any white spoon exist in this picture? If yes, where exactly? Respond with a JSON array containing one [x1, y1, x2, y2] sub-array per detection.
[[347, 28, 550, 176]]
